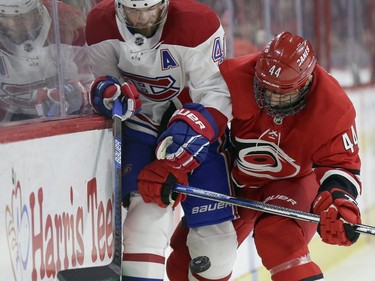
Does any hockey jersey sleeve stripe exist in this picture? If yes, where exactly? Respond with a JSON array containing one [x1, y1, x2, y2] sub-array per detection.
[[316, 169, 361, 198]]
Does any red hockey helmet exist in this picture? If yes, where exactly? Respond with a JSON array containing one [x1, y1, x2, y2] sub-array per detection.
[[254, 32, 317, 117]]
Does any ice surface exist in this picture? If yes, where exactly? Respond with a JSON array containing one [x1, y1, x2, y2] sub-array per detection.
[[324, 241, 375, 281]]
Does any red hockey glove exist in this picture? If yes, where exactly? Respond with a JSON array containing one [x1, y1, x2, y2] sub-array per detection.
[[90, 75, 141, 119], [35, 80, 87, 117], [156, 103, 219, 172], [138, 160, 188, 208], [312, 188, 361, 246]]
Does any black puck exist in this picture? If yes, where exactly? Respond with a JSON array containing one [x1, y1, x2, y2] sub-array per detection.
[[189, 256, 211, 273]]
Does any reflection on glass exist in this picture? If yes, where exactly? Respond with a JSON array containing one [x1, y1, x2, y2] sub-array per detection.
[[200, 0, 374, 87], [0, 0, 93, 123], [60, 0, 102, 18]]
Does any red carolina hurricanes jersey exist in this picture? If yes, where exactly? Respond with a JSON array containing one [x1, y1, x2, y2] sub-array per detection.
[[220, 54, 362, 198]]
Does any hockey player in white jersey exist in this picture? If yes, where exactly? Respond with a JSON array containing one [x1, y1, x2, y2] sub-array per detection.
[[87, 0, 238, 280], [0, 0, 92, 122]]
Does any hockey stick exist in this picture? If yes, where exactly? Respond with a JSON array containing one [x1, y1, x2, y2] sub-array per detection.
[[57, 100, 123, 281], [173, 184, 375, 236]]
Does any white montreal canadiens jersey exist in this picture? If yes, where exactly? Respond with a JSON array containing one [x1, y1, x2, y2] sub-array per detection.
[[86, 0, 232, 136]]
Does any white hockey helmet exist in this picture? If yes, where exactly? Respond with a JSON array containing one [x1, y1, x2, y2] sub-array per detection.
[[115, 0, 169, 28], [117, 0, 166, 9], [0, 0, 43, 16], [0, 0, 44, 44]]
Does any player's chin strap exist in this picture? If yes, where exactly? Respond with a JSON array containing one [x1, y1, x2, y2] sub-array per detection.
[[172, 184, 375, 236]]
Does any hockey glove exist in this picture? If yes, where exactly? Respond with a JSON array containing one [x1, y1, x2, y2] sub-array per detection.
[[312, 187, 361, 246], [138, 160, 188, 208], [156, 103, 219, 172], [90, 75, 141, 119], [35, 80, 87, 117]]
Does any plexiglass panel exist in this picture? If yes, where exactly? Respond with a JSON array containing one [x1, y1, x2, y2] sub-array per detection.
[[199, 0, 375, 87], [0, 0, 97, 124]]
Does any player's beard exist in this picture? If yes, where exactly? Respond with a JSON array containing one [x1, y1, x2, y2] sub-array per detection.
[[3, 28, 41, 45], [0, 18, 42, 45], [131, 24, 160, 38], [125, 5, 166, 38]]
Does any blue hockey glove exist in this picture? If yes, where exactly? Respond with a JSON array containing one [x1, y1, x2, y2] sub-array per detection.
[[90, 75, 141, 119], [35, 80, 86, 117], [156, 103, 219, 172]]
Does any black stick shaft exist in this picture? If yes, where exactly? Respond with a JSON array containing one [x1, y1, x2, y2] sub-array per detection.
[[57, 101, 123, 281]]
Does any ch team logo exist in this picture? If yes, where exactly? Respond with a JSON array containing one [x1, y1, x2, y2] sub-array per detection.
[[121, 71, 180, 102], [0, 76, 57, 108], [234, 137, 300, 179]]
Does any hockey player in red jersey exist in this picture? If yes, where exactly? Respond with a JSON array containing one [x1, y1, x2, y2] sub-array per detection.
[[87, 0, 237, 280], [167, 32, 362, 281], [0, 0, 92, 122]]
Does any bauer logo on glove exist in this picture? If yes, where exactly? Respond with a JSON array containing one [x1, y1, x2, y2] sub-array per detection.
[[171, 108, 208, 130]]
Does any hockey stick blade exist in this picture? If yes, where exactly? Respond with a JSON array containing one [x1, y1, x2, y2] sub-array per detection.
[[173, 184, 375, 236], [57, 265, 121, 281], [58, 100, 123, 281]]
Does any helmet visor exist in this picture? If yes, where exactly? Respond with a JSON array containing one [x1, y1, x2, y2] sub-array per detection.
[[117, 1, 167, 29], [0, 8, 43, 44]]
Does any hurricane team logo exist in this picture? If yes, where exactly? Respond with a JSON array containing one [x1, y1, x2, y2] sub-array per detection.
[[234, 137, 300, 179]]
